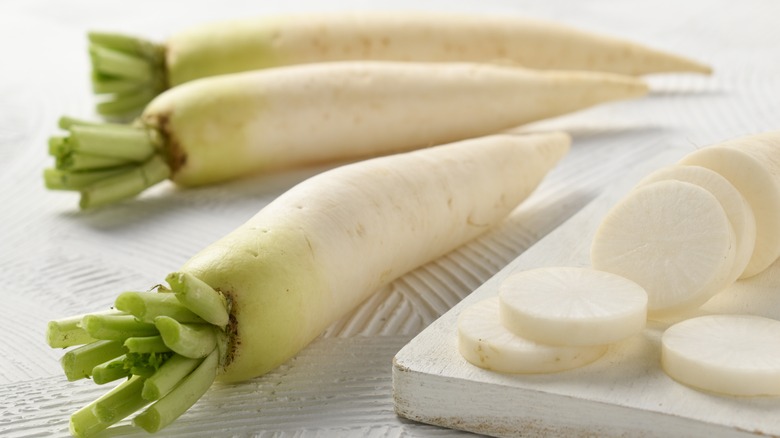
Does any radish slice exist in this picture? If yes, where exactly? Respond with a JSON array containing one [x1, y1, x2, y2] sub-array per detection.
[[638, 164, 756, 284], [679, 134, 780, 278], [661, 314, 780, 396], [457, 297, 607, 374], [591, 180, 736, 315], [498, 267, 647, 346]]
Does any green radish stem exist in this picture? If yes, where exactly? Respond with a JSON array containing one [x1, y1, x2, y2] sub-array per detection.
[[166, 272, 229, 326], [88, 32, 167, 119], [90, 44, 155, 83], [131, 365, 158, 378], [44, 116, 170, 208], [124, 336, 172, 353], [69, 404, 108, 438], [47, 317, 92, 348], [92, 375, 149, 424], [134, 350, 219, 432], [68, 376, 150, 437], [155, 317, 218, 359], [81, 314, 158, 340], [91, 355, 131, 384], [78, 155, 171, 209], [142, 354, 203, 401], [115, 291, 205, 324], [50, 124, 155, 160], [60, 340, 126, 381], [96, 89, 160, 118], [54, 152, 132, 171], [125, 351, 173, 376], [47, 310, 121, 348], [48, 275, 228, 437], [44, 167, 133, 191]]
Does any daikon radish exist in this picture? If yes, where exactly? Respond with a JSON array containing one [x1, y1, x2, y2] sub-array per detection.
[[679, 131, 780, 278], [661, 314, 780, 396], [591, 180, 736, 315], [638, 164, 756, 284], [46, 132, 570, 436], [458, 297, 608, 374], [45, 61, 646, 209], [87, 12, 710, 118], [498, 267, 647, 347]]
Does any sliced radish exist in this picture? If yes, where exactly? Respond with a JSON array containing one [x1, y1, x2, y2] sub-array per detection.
[[591, 180, 736, 315], [457, 297, 607, 374], [661, 314, 780, 396], [638, 164, 756, 284], [679, 133, 780, 278], [498, 267, 647, 346]]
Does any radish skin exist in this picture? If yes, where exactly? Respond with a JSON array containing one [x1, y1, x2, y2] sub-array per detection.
[[147, 62, 642, 188], [679, 131, 780, 278], [47, 61, 645, 208], [186, 132, 570, 382], [88, 12, 710, 117], [46, 132, 569, 434], [167, 13, 711, 81]]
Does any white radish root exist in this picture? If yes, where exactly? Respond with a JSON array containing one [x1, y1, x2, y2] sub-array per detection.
[[638, 164, 756, 285], [144, 61, 646, 187], [498, 267, 647, 347], [182, 133, 570, 382], [679, 132, 780, 278], [591, 180, 736, 316], [661, 314, 780, 396], [166, 13, 712, 86], [458, 297, 608, 374]]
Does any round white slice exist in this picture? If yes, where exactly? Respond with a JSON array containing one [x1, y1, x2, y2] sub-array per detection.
[[498, 267, 647, 346], [661, 314, 780, 396], [680, 134, 780, 278], [457, 297, 607, 374], [591, 180, 736, 315], [638, 164, 756, 284]]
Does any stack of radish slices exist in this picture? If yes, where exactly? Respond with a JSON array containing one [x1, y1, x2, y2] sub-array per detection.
[[458, 131, 780, 397], [458, 267, 647, 374]]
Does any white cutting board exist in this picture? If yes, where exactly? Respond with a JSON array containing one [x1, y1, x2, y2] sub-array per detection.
[[392, 150, 780, 438]]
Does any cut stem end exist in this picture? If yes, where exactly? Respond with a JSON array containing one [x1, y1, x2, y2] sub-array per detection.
[[44, 117, 171, 209], [49, 272, 228, 436]]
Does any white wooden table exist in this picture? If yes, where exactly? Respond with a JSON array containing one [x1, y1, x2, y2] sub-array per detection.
[[1, 0, 777, 436]]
